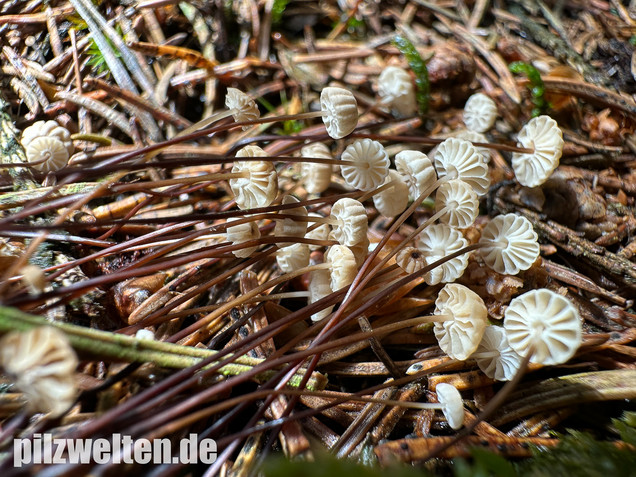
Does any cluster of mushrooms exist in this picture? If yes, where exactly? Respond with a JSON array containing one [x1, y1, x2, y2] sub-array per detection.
[[9, 65, 582, 431]]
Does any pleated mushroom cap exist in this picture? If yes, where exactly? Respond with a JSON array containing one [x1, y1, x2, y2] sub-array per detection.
[[434, 179, 479, 228], [21, 120, 73, 154], [328, 198, 368, 247], [226, 217, 261, 258], [435, 383, 465, 430], [25, 136, 71, 173], [225, 88, 260, 127], [231, 146, 278, 209], [276, 242, 310, 273], [378, 65, 417, 116], [373, 170, 410, 217], [479, 214, 540, 275], [301, 142, 333, 194], [320, 87, 358, 139], [340, 139, 390, 191], [433, 283, 488, 361], [511, 115, 564, 187], [395, 246, 428, 274], [309, 269, 333, 322], [325, 245, 358, 291], [504, 289, 582, 366], [434, 138, 490, 196], [472, 326, 522, 381], [416, 224, 470, 285], [274, 195, 308, 247], [463, 93, 498, 133], [395, 150, 437, 199]]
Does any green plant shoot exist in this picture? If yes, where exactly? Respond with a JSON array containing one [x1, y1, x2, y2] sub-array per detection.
[[509, 61, 549, 117], [392, 35, 430, 115]]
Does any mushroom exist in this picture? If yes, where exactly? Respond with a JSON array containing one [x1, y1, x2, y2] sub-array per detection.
[[372, 170, 410, 217], [308, 269, 333, 322], [433, 383, 465, 430], [479, 213, 540, 275], [225, 88, 260, 129], [300, 142, 333, 194], [320, 86, 358, 139], [24, 136, 72, 173], [328, 198, 368, 247], [276, 242, 310, 273], [135, 329, 156, 341], [415, 223, 470, 285], [470, 326, 522, 381], [274, 195, 308, 247], [230, 145, 278, 209], [432, 283, 488, 361], [452, 129, 491, 163], [394, 150, 437, 199], [434, 178, 479, 228], [511, 115, 564, 187], [504, 288, 582, 365], [0, 326, 78, 417], [377, 65, 417, 116], [433, 137, 490, 196], [305, 213, 331, 250], [226, 217, 261, 258], [395, 246, 428, 274], [325, 244, 358, 291], [463, 93, 498, 133], [21, 120, 73, 152], [340, 139, 390, 191]]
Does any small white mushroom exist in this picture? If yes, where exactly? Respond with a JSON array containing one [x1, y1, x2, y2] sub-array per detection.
[[463, 93, 498, 133], [348, 234, 370, 267], [394, 150, 437, 199], [328, 198, 368, 247], [433, 283, 488, 361], [0, 326, 78, 417], [325, 244, 358, 291], [452, 129, 491, 163], [434, 383, 465, 430], [21, 120, 73, 152], [274, 195, 308, 247], [320, 86, 358, 139], [309, 269, 333, 322], [225, 88, 260, 128], [25, 136, 71, 173], [226, 217, 261, 258], [479, 213, 540, 275], [300, 142, 333, 194], [135, 329, 156, 341], [511, 115, 564, 187], [434, 178, 479, 228], [230, 145, 278, 209], [395, 246, 428, 274], [416, 223, 470, 285], [276, 242, 310, 273], [372, 170, 410, 217], [340, 139, 390, 191], [433, 138, 490, 196], [471, 326, 522, 381], [305, 213, 331, 250], [377, 65, 417, 116], [504, 288, 582, 366]]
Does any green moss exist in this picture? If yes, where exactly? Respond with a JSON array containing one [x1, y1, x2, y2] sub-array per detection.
[[509, 61, 549, 117], [392, 35, 430, 116]]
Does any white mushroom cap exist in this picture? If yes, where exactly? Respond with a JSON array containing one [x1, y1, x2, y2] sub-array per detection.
[[328, 198, 368, 247], [231, 146, 278, 209], [511, 115, 564, 187], [135, 329, 156, 341], [325, 245, 358, 291], [416, 224, 470, 286], [395, 246, 428, 274], [276, 242, 310, 273], [435, 383, 465, 430], [21, 120, 73, 153], [226, 217, 261, 258], [348, 234, 370, 267], [452, 129, 491, 163], [309, 269, 333, 322], [0, 326, 78, 417], [320, 87, 358, 139], [463, 93, 498, 133], [504, 288, 582, 366], [378, 65, 417, 116], [433, 283, 488, 361], [373, 170, 410, 217], [274, 195, 308, 247], [433, 138, 490, 196], [340, 139, 390, 191], [479, 213, 540, 275], [434, 179, 479, 228], [25, 136, 71, 173], [472, 326, 522, 381], [394, 150, 437, 199], [225, 88, 260, 128], [300, 142, 333, 194], [305, 213, 330, 251]]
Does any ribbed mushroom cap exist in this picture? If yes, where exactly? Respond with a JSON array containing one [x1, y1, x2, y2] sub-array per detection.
[[348, 234, 370, 267], [276, 242, 310, 273], [300, 142, 333, 194], [394, 150, 437, 199], [231, 146, 278, 209], [452, 129, 491, 163], [226, 217, 261, 258], [511, 115, 564, 187], [463, 93, 498, 133], [340, 139, 390, 191], [305, 213, 330, 251], [378, 65, 417, 116], [479, 214, 540, 275], [416, 224, 470, 286], [309, 269, 333, 322], [25, 136, 70, 173], [504, 289, 582, 365], [433, 283, 488, 361], [21, 120, 73, 154], [433, 138, 490, 196], [274, 195, 308, 247], [435, 179, 479, 228], [373, 170, 410, 217], [225, 88, 260, 128], [325, 245, 358, 291], [320, 87, 358, 139], [395, 246, 428, 274], [0, 326, 78, 417], [328, 198, 368, 247], [472, 326, 522, 381], [435, 383, 465, 430]]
